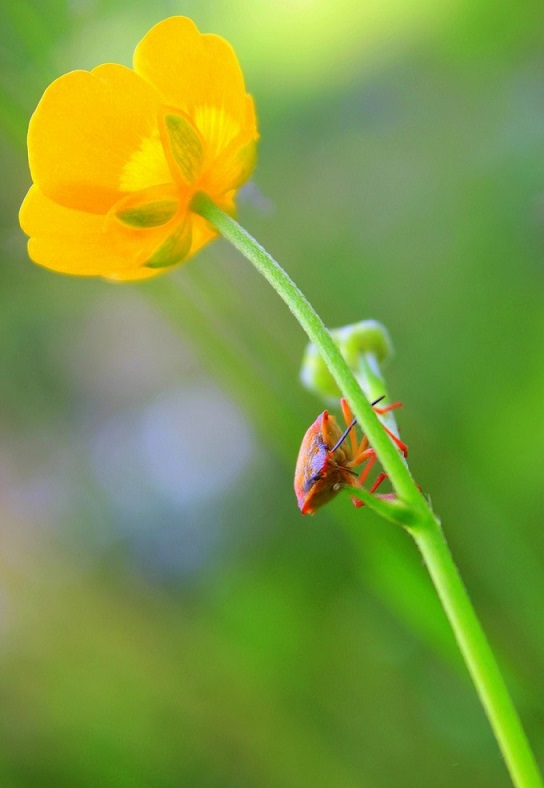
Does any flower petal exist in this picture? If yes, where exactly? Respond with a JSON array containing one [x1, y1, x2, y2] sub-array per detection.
[[133, 17, 249, 146], [27, 64, 165, 213], [19, 185, 173, 279], [202, 131, 257, 194], [105, 267, 162, 282], [187, 214, 218, 258]]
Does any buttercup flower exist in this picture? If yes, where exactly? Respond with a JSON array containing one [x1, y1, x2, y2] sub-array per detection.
[[19, 16, 258, 280]]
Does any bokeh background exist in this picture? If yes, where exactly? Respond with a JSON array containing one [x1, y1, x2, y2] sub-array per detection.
[[1, 0, 544, 785]]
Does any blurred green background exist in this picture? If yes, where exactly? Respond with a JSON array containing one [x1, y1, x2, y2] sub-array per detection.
[[1, 0, 544, 785]]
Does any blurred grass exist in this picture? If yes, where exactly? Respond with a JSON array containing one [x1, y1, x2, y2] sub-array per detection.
[[1, 0, 544, 785]]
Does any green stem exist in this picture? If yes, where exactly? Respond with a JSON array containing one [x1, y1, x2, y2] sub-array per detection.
[[355, 351, 405, 449], [192, 192, 420, 509], [412, 518, 543, 788], [345, 484, 415, 525], [190, 191, 542, 787]]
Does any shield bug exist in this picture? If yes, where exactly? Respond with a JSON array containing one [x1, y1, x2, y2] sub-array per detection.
[[294, 397, 407, 515]]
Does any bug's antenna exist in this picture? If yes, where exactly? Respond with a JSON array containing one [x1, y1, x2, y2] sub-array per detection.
[[330, 419, 356, 453], [329, 395, 386, 454]]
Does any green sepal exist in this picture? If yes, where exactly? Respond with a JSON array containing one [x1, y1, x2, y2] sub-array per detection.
[[145, 224, 192, 269], [164, 113, 204, 184], [116, 200, 178, 228]]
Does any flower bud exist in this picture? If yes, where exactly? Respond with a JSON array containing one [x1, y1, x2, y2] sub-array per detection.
[[300, 319, 393, 401]]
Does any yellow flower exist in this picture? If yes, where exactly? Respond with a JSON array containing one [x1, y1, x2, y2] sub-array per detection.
[[19, 16, 258, 281]]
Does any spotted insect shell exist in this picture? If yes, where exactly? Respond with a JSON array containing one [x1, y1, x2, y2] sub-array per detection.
[[294, 410, 354, 515]]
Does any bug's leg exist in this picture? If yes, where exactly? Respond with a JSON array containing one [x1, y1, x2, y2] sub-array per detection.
[[351, 451, 377, 508], [343, 398, 408, 456], [373, 402, 408, 456], [382, 424, 408, 457], [373, 405, 407, 455], [351, 433, 370, 461], [374, 402, 402, 415], [352, 468, 393, 508], [320, 410, 331, 447], [350, 445, 374, 468], [341, 398, 374, 459], [358, 451, 377, 484], [369, 472, 388, 494]]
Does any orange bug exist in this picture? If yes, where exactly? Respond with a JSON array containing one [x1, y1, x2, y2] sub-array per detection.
[[294, 397, 407, 515]]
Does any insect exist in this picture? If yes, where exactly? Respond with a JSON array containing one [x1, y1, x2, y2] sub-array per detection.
[[294, 397, 407, 515]]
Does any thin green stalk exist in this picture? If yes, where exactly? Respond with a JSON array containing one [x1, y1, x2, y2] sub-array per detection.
[[354, 350, 407, 458], [412, 517, 542, 788], [192, 192, 420, 508], [191, 191, 543, 787]]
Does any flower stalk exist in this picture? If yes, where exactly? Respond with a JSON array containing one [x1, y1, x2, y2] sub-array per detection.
[[191, 192, 421, 507], [191, 190, 543, 788]]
